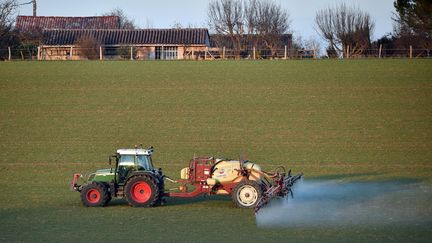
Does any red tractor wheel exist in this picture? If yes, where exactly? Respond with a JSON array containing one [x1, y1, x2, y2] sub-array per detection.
[[80, 182, 110, 207], [125, 175, 159, 207]]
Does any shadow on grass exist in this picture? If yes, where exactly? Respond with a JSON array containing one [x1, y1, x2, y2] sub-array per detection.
[[164, 195, 232, 207], [106, 194, 233, 208]]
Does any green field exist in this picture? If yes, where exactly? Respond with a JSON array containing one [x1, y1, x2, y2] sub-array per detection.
[[0, 60, 431, 242]]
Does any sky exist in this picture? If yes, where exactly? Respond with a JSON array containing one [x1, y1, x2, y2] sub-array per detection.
[[16, 0, 396, 42]]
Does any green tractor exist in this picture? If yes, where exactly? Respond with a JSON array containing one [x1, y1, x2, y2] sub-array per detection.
[[71, 146, 164, 207]]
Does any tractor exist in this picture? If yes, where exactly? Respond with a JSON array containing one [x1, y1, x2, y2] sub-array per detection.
[[71, 146, 302, 212]]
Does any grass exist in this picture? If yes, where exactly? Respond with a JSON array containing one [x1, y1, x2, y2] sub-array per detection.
[[0, 59, 431, 242]]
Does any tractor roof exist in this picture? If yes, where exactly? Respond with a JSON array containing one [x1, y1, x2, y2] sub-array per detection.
[[116, 148, 153, 155]]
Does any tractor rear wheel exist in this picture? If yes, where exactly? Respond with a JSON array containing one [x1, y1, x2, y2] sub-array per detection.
[[232, 180, 262, 209], [80, 182, 110, 207], [125, 175, 159, 207]]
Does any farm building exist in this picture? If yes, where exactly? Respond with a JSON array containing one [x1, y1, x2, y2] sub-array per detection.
[[40, 28, 211, 60], [15, 16, 121, 55]]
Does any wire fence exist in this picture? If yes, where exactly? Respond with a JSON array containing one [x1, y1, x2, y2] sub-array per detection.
[[0, 46, 431, 61]]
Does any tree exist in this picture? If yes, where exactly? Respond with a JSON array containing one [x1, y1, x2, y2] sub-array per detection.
[[0, 0, 17, 40], [103, 8, 136, 29], [249, 0, 290, 57], [76, 35, 101, 60], [315, 3, 375, 58], [0, 0, 20, 58], [208, 0, 291, 58], [393, 0, 432, 49], [208, 0, 244, 57]]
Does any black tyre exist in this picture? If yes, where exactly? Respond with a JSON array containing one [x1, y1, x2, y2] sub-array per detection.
[[80, 182, 110, 207], [232, 180, 262, 209], [125, 175, 159, 207]]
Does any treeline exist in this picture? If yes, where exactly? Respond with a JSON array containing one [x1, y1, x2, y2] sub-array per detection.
[[1, 0, 431, 59]]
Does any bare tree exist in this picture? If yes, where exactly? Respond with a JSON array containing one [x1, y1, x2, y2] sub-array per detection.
[[315, 3, 375, 57], [103, 8, 135, 29], [253, 0, 290, 57], [208, 0, 244, 57], [75, 35, 101, 60]]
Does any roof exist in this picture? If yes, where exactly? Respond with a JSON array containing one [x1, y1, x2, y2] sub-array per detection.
[[42, 29, 210, 46], [16, 16, 120, 32], [117, 148, 153, 156]]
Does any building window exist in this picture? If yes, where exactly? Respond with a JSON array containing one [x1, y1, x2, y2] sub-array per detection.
[[155, 46, 178, 60]]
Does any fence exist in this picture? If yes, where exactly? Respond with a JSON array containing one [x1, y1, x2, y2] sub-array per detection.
[[0, 45, 431, 61]]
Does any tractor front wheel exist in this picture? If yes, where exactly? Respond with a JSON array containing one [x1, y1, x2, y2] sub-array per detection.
[[125, 175, 159, 207], [232, 180, 262, 209], [80, 182, 110, 207]]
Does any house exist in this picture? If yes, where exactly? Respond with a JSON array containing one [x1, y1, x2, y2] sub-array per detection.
[[40, 28, 211, 60], [15, 16, 121, 57]]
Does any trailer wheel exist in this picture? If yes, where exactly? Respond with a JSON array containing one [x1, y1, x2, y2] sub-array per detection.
[[232, 181, 262, 209], [80, 182, 110, 207], [125, 175, 159, 207]]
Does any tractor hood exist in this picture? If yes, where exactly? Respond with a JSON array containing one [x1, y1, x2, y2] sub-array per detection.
[[95, 168, 113, 174], [88, 168, 115, 183]]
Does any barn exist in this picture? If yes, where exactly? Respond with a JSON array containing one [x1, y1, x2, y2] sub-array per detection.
[[40, 28, 211, 60]]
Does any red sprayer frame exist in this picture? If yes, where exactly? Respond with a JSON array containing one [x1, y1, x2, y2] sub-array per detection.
[[166, 157, 215, 198]]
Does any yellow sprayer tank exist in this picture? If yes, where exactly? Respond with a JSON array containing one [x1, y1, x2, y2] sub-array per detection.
[[210, 160, 263, 184]]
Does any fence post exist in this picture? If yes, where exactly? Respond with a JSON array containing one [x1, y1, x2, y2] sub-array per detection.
[[223, 46, 225, 59], [70, 46, 73, 59], [347, 45, 350, 59], [99, 46, 103, 60], [130, 46, 133, 60], [379, 44, 382, 58], [161, 46, 164, 60], [313, 49, 316, 59], [284, 45, 287, 59], [205, 47, 207, 60], [409, 45, 413, 59], [253, 46, 256, 60], [8, 46, 11, 61], [37, 46, 40, 60]]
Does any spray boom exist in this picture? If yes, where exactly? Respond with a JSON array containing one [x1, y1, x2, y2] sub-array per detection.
[[255, 171, 303, 213]]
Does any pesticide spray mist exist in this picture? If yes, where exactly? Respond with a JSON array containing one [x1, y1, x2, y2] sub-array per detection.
[[256, 179, 432, 228]]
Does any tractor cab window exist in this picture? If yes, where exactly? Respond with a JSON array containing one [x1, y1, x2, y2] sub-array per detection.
[[137, 155, 153, 171], [119, 155, 135, 166]]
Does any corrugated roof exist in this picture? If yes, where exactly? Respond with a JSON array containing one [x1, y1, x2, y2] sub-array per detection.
[[16, 16, 120, 32], [42, 29, 210, 46]]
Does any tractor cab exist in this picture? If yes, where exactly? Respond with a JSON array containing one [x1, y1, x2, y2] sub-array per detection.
[[113, 147, 155, 184]]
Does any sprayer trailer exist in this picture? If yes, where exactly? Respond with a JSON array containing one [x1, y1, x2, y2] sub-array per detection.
[[71, 146, 302, 212]]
